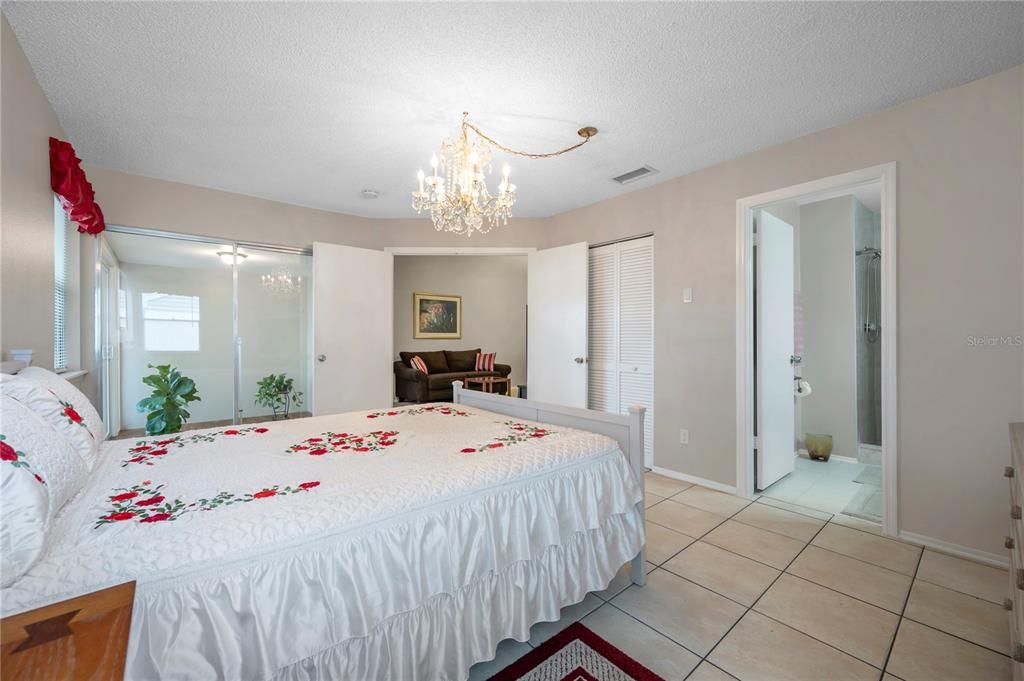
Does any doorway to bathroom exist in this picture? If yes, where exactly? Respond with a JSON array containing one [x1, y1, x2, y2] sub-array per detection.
[[736, 163, 897, 535]]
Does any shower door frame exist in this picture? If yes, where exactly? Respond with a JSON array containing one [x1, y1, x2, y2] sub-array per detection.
[[96, 225, 312, 428], [734, 162, 899, 537]]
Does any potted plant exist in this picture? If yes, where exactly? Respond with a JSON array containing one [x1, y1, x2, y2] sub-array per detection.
[[255, 373, 303, 420], [136, 364, 201, 435]]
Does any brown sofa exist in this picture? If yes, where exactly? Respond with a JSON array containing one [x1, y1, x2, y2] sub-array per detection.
[[394, 349, 512, 403]]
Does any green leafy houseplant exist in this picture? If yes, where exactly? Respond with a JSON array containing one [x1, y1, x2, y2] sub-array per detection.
[[136, 364, 201, 435], [254, 373, 303, 420]]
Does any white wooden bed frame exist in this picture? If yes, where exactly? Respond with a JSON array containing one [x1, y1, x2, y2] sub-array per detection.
[[453, 381, 647, 586]]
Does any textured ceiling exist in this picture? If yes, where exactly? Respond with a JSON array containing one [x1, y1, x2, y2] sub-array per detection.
[[5, 2, 1022, 219]]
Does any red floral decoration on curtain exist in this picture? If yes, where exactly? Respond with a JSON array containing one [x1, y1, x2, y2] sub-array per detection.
[[49, 137, 105, 235]]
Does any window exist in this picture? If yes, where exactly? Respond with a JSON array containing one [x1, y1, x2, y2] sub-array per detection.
[[142, 293, 201, 351], [54, 197, 69, 370]]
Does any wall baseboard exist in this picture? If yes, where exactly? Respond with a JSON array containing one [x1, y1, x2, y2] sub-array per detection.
[[898, 530, 1008, 569], [650, 466, 738, 495]]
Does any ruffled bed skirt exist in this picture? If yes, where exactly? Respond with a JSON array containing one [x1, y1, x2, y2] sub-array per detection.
[[125, 454, 644, 681], [277, 512, 643, 681]]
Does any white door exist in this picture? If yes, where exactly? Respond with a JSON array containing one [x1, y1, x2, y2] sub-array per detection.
[[312, 242, 393, 415], [588, 238, 655, 467], [756, 212, 796, 489], [528, 242, 588, 407]]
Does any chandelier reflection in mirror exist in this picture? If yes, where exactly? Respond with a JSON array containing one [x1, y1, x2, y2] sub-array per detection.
[[412, 113, 598, 237], [261, 267, 302, 296]]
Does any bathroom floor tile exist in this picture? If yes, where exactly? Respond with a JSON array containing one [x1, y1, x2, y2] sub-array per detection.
[[886, 619, 1011, 681], [672, 485, 752, 517], [645, 472, 692, 498], [703, 520, 806, 570], [792, 479, 862, 514], [786, 545, 912, 613], [753, 573, 899, 668], [709, 611, 879, 681], [581, 603, 701, 679], [915, 549, 1008, 604], [647, 499, 727, 537], [810, 523, 921, 576], [644, 521, 696, 564], [904, 580, 1009, 654], [733, 503, 826, 542], [663, 540, 780, 606], [760, 470, 820, 503], [610, 569, 745, 656]]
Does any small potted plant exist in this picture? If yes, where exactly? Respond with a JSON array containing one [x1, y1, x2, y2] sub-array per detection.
[[255, 373, 303, 420], [136, 364, 201, 435]]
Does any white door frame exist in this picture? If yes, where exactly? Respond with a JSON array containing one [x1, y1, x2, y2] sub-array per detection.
[[735, 162, 898, 536], [383, 246, 537, 382]]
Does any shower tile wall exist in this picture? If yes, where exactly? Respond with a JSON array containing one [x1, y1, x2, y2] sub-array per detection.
[[854, 200, 882, 447]]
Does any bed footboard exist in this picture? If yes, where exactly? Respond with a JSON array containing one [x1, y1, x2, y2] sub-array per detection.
[[452, 381, 647, 586]]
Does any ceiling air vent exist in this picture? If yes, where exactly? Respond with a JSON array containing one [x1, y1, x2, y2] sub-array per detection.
[[612, 165, 659, 185]]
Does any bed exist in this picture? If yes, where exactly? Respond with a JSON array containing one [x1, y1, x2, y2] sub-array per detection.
[[1, 378, 646, 680]]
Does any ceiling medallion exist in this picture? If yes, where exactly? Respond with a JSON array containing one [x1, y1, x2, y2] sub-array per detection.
[[412, 112, 598, 237]]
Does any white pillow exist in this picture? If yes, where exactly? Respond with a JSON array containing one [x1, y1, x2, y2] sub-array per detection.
[[0, 395, 89, 585], [13, 368, 104, 469]]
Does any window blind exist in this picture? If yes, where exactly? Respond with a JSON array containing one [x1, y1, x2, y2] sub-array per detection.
[[54, 197, 69, 371]]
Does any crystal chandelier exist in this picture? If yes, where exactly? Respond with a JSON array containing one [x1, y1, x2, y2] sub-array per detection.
[[261, 267, 302, 296], [412, 113, 598, 237]]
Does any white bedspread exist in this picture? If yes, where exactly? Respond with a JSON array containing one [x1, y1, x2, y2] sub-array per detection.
[[1, 404, 643, 680]]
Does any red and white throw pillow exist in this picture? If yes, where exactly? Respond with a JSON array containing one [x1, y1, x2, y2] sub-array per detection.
[[475, 352, 496, 372], [410, 356, 429, 375]]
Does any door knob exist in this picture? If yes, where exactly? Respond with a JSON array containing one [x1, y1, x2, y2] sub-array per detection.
[[574, 357, 585, 364], [317, 354, 327, 362]]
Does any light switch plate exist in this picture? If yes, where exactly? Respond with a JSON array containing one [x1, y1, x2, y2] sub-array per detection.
[[683, 288, 693, 303], [679, 429, 689, 445]]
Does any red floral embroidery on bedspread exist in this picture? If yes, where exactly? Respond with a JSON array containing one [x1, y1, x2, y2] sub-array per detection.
[[95, 479, 320, 528], [366, 405, 470, 418], [122, 426, 271, 466], [0, 435, 46, 484], [458, 421, 556, 454], [285, 431, 399, 455]]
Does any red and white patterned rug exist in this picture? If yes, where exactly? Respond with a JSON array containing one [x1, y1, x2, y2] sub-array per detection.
[[488, 622, 666, 681]]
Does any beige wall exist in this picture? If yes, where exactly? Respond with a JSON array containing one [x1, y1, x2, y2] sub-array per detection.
[[393, 256, 527, 385], [0, 15, 65, 369], [543, 66, 1024, 556], [799, 197, 858, 460], [83, 166, 550, 251]]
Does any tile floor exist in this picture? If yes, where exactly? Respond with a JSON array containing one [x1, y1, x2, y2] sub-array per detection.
[[469, 473, 1012, 681], [761, 455, 882, 523]]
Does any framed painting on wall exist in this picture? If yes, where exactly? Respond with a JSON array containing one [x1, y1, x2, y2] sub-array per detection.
[[413, 292, 462, 339]]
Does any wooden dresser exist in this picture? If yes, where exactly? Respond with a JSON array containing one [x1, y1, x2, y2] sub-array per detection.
[[1006, 423, 1024, 679], [0, 581, 135, 681]]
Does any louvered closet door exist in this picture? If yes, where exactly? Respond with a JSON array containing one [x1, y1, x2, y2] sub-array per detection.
[[588, 237, 654, 467], [588, 247, 618, 413]]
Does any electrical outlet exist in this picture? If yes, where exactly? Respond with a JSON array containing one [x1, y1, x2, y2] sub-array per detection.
[[679, 429, 689, 445]]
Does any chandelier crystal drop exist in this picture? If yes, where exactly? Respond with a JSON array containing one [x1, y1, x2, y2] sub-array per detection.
[[261, 267, 302, 296], [412, 113, 597, 237]]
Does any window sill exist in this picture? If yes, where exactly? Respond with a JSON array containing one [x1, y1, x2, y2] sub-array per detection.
[[57, 369, 88, 382]]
